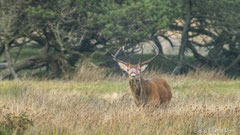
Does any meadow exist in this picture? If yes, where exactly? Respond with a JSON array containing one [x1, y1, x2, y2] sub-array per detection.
[[0, 66, 240, 135]]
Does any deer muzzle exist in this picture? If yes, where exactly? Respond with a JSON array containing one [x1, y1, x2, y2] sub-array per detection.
[[129, 68, 137, 77]]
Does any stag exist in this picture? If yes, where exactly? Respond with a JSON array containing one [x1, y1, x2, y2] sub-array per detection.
[[112, 44, 172, 107]]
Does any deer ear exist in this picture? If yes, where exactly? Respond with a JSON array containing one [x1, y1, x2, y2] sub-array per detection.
[[140, 64, 148, 72], [117, 62, 128, 72]]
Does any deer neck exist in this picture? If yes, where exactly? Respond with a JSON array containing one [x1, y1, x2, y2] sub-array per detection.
[[129, 76, 147, 104]]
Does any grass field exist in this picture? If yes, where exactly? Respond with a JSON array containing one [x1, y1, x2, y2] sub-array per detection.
[[0, 68, 240, 135]]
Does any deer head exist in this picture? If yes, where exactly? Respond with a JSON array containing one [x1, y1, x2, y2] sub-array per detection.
[[112, 44, 159, 78]]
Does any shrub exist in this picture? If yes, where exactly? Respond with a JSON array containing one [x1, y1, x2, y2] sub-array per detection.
[[0, 108, 33, 135]]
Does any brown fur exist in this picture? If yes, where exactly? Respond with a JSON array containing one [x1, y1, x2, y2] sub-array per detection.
[[113, 45, 172, 107], [129, 77, 172, 107]]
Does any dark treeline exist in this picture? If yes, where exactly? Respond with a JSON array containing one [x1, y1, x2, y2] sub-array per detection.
[[0, 0, 239, 79]]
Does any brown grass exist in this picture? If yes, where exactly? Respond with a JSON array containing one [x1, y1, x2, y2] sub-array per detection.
[[0, 68, 240, 134], [71, 62, 126, 82], [186, 68, 229, 80]]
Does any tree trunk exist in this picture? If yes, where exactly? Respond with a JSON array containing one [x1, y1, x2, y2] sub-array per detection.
[[0, 56, 46, 80], [153, 36, 164, 55], [171, 0, 192, 76], [188, 42, 212, 65], [0, 43, 5, 56], [49, 60, 61, 77], [4, 42, 18, 79]]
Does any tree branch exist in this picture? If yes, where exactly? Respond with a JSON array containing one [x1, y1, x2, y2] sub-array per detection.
[[225, 54, 240, 72]]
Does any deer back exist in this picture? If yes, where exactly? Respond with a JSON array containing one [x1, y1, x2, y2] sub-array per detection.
[[143, 77, 172, 105]]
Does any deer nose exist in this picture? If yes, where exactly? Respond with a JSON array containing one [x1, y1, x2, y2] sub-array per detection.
[[130, 73, 136, 77]]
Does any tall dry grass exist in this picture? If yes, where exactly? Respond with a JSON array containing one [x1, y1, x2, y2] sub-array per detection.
[[72, 63, 231, 83], [71, 62, 126, 82], [186, 68, 229, 80], [71, 63, 170, 82], [0, 67, 240, 134]]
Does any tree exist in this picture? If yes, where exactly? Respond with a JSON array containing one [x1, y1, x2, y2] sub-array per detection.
[[0, 0, 29, 79], [171, 0, 192, 75], [170, 0, 240, 76], [0, 0, 176, 79], [1, 0, 239, 79]]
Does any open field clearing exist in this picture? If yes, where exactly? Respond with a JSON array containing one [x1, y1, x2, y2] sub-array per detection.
[[0, 71, 240, 135]]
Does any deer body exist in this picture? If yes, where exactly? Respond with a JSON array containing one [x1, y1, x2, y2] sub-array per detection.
[[129, 77, 172, 107], [112, 44, 172, 107]]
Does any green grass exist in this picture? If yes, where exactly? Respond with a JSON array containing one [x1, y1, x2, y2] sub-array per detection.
[[172, 79, 240, 94], [0, 73, 240, 134]]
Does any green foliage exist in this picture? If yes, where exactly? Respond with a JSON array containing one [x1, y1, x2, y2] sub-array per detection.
[[97, 0, 176, 45], [0, 0, 240, 78], [25, 5, 57, 20]]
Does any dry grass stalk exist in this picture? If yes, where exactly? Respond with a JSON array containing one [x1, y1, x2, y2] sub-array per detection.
[[1, 67, 239, 134]]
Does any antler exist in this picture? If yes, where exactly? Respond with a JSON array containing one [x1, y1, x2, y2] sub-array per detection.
[[140, 43, 159, 65], [112, 46, 130, 64], [122, 46, 130, 64], [138, 44, 144, 66]]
